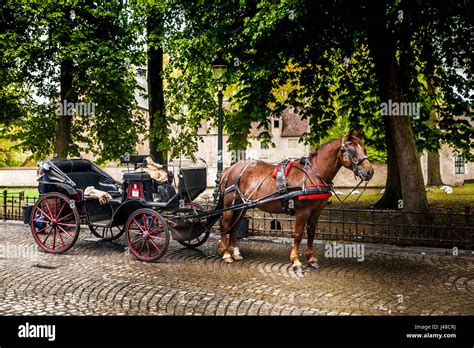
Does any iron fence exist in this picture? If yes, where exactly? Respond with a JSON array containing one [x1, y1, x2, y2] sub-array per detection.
[[1, 190, 38, 222], [243, 206, 473, 249], [2, 191, 473, 249]]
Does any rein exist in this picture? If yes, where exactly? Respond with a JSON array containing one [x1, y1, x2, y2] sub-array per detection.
[[330, 179, 369, 204]]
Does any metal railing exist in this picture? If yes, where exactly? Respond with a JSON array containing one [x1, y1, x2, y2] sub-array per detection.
[[242, 206, 473, 249], [1, 190, 38, 222]]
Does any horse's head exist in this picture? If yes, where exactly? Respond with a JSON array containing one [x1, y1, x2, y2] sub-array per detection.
[[338, 130, 374, 181]]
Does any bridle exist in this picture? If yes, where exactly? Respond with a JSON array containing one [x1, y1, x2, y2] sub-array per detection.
[[327, 136, 371, 203], [340, 137, 369, 181]]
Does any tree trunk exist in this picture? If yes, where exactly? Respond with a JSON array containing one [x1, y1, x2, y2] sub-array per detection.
[[147, 8, 167, 167], [367, 0, 428, 212], [426, 153, 443, 186], [374, 117, 401, 209], [54, 9, 74, 159], [425, 73, 443, 186], [54, 61, 74, 158]]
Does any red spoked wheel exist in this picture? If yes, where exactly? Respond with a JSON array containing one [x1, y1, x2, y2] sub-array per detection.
[[30, 192, 80, 253], [125, 209, 170, 262]]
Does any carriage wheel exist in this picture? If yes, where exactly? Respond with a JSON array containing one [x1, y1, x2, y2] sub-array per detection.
[[88, 224, 124, 241], [176, 203, 211, 249], [125, 209, 170, 262], [30, 192, 80, 253]]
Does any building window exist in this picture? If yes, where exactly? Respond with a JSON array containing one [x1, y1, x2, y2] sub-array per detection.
[[454, 154, 465, 174], [273, 119, 280, 129], [288, 139, 298, 148], [260, 142, 268, 150]]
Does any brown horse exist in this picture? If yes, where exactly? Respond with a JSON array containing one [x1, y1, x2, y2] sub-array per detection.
[[217, 130, 374, 271]]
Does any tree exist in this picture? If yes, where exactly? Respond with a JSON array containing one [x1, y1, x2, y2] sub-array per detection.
[[164, 0, 472, 212], [145, 1, 168, 166], [54, 6, 75, 158], [1, 1, 146, 162]]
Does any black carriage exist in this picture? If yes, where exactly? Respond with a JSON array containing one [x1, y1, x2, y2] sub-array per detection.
[[24, 156, 218, 262]]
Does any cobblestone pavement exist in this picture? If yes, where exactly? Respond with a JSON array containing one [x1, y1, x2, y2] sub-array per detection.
[[1, 222, 473, 316]]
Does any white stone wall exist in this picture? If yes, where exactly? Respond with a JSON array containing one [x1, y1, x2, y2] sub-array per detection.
[[0, 168, 39, 187], [247, 123, 310, 163]]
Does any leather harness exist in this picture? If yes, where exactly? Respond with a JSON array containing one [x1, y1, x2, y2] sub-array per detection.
[[221, 157, 333, 216], [219, 137, 370, 216]]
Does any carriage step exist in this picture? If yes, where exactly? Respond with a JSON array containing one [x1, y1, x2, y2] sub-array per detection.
[[89, 219, 112, 228]]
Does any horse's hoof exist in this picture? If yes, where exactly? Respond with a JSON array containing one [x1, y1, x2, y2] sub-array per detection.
[[232, 255, 244, 261], [309, 261, 320, 269], [292, 265, 304, 274], [223, 257, 234, 264]]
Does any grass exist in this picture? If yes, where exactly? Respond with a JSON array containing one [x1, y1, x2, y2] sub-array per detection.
[[330, 184, 474, 212], [0, 187, 39, 197]]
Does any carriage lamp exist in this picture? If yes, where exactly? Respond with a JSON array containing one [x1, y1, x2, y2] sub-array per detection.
[[211, 57, 228, 205]]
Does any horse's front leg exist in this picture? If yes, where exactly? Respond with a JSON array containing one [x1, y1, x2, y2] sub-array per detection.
[[220, 210, 234, 263], [290, 210, 311, 271], [305, 209, 322, 269]]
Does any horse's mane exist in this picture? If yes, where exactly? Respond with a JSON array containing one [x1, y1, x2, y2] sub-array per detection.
[[308, 138, 339, 160]]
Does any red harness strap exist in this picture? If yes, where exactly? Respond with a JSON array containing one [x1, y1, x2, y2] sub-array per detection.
[[298, 183, 332, 200], [272, 161, 332, 200], [272, 160, 295, 178]]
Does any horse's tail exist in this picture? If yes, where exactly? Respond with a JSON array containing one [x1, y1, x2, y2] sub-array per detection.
[[212, 166, 234, 213]]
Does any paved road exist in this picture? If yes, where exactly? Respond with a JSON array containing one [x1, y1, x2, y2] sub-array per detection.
[[1, 222, 473, 315]]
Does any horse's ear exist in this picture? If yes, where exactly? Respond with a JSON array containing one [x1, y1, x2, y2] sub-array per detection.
[[347, 128, 355, 139], [348, 128, 361, 139]]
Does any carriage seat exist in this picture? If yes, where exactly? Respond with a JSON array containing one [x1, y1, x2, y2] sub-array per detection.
[[67, 172, 121, 198], [52, 160, 120, 193]]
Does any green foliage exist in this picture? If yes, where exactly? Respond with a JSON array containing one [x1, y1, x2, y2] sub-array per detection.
[[162, 0, 472, 163], [394, 0, 473, 160], [0, 138, 23, 166], [1, 0, 472, 166], [1, 0, 146, 162]]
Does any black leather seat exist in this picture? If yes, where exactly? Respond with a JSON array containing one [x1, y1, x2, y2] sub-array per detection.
[[52, 159, 93, 173], [67, 172, 101, 190], [67, 172, 121, 198]]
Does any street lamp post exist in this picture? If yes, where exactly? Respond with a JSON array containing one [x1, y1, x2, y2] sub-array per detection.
[[211, 58, 228, 204]]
